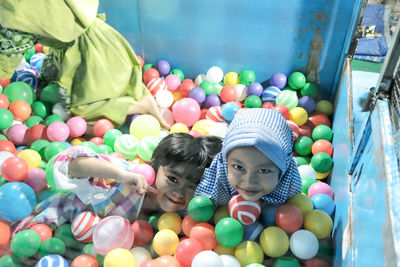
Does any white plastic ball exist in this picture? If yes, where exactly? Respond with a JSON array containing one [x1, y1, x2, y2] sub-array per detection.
[[208, 122, 228, 138], [192, 250, 223, 267], [195, 74, 207, 86], [156, 90, 174, 108], [290, 230, 319, 260], [298, 165, 317, 179], [234, 84, 247, 101], [160, 108, 174, 126], [206, 66, 224, 83], [130, 247, 152, 265], [220, 254, 241, 267]]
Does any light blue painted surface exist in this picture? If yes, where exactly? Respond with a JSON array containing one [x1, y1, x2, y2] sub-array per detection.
[[99, 0, 363, 99]]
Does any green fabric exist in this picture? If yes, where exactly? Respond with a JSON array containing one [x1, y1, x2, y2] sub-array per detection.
[[352, 59, 383, 73], [0, 0, 149, 126]]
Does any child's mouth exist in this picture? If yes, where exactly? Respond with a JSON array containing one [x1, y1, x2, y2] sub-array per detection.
[[240, 188, 260, 196], [166, 195, 184, 205]]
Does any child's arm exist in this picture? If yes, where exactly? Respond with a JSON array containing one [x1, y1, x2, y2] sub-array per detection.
[[68, 157, 149, 194]]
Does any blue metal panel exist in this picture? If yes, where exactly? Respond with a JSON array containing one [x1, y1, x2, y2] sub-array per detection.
[[99, 0, 362, 99]]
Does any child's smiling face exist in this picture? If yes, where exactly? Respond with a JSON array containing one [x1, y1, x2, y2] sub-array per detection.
[[227, 146, 280, 201]]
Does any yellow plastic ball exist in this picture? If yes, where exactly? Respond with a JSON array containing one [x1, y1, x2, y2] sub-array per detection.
[[104, 248, 136, 267], [214, 206, 230, 225], [130, 114, 160, 140], [304, 210, 333, 239], [234, 241, 264, 266], [71, 138, 86, 146], [315, 100, 333, 117], [259, 226, 289, 258], [316, 170, 330, 180], [172, 90, 183, 102], [214, 243, 236, 256], [42, 46, 50, 54], [17, 149, 41, 169], [130, 158, 146, 165], [169, 123, 189, 134], [191, 119, 215, 136], [287, 193, 313, 216], [224, 72, 240, 86], [158, 212, 182, 234], [152, 229, 179, 256], [289, 107, 308, 126]]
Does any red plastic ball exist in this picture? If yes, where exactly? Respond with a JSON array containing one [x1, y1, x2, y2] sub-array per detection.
[[273, 105, 290, 120], [299, 125, 312, 138], [131, 220, 154, 245], [29, 224, 52, 243], [72, 212, 102, 243], [188, 130, 203, 138], [0, 140, 16, 153], [71, 254, 99, 267], [89, 137, 104, 146], [182, 214, 198, 237], [304, 258, 330, 267], [137, 55, 144, 69], [228, 194, 261, 225], [0, 93, 9, 109], [286, 120, 300, 141], [199, 109, 208, 120], [143, 68, 160, 85], [262, 102, 275, 109], [306, 112, 332, 130], [24, 124, 47, 145], [1, 156, 29, 181], [153, 255, 181, 267], [175, 238, 204, 267], [312, 140, 333, 156], [34, 44, 44, 53], [93, 119, 114, 138], [220, 86, 237, 103], [179, 79, 196, 97], [275, 204, 303, 233], [189, 223, 217, 250], [0, 79, 11, 89]]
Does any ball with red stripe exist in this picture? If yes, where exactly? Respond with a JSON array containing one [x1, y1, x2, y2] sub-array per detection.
[[206, 106, 225, 122], [147, 78, 167, 96], [287, 120, 300, 141], [71, 211, 102, 242], [228, 194, 261, 225]]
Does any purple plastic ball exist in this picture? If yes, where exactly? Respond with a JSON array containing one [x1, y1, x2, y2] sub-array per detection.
[[204, 93, 221, 108], [189, 87, 206, 104], [297, 96, 316, 114], [129, 114, 141, 123], [246, 82, 263, 97], [156, 60, 171, 76], [270, 73, 287, 89]]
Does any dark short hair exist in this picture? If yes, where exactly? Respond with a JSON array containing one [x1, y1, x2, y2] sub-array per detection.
[[150, 133, 222, 180]]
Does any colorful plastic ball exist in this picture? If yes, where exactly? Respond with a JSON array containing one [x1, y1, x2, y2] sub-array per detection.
[[170, 68, 184, 81], [89, 137, 103, 146], [44, 142, 67, 161], [311, 193, 335, 216], [200, 80, 216, 96], [188, 195, 215, 223], [289, 107, 308, 126], [25, 115, 43, 128], [287, 194, 313, 215], [239, 70, 256, 86], [46, 121, 70, 142], [213, 243, 235, 256], [30, 139, 49, 157], [220, 255, 241, 267], [0, 108, 13, 130], [214, 217, 244, 247], [54, 224, 80, 250], [71, 211, 101, 243], [311, 152, 332, 173], [244, 95, 262, 108], [246, 264, 266, 267], [66, 117, 87, 137], [175, 238, 204, 267], [152, 229, 179, 256], [204, 93, 221, 108], [143, 68, 160, 85], [129, 247, 151, 266], [131, 220, 153, 245], [24, 124, 47, 145], [103, 248, 135, 267], [220, 85, 237, 102], [307, 112, 332, 129], [31, 101, 49, 119], [0, 79, 10, 89], [228, 194, 261, 225], [261, 86, 281, 103], [44, 114, 63, 127], [235, 241, 264, 266], [170, 122, 189, 133], [304, 258, 330, 267], [23, 168, 46, 192], [132, 164, 155, 186], [273, 105, 290, 120], [192, 250, 223, 267], [276, 90, 298, 110], [283, 121, 298, 142], [158, 212, 182, 234], [289, 230, 319, 260], [0, 93, 9, 109], [312, 125, 333, 142], [298, 165, 317, 179], [294, 136, 313, 156], [261, 205, 278, 227], [224, 72, 239, 86], [304, 210, 333, 239], [138, 136, 159, 162], [288, 72, 306, 89], [298, 96, 316, 114], [29, 224, 52, 243], [172, 98, 201, 127], [259, 226, 289, 258], [93, 119, 113, 138], [156, 60, 171, 76], [147, 78, 167, 97], [130, 114, 160, 140], [315, 100, 333, 117], [316, 170, 330, 180], [246, 82, 263, 97], [299, 125, 312, 138], [71, 254, 98, 267], [35, 254, 69, 267], [102, 129, 122, 148], [6, 124, 28, 145], [221, 102, 240, 121], [189, 87, 206, 104], [190, 223, 217, 250], [308, 181, 334, 199], [156, 89, 174, 108], [11, 229, 41, 257], [302, 177, 317, 194], [9, 100, 31, 121], [92, 216, 134, 256], [79, 141, 97, 150], [0, 218, 10, 245], [0, 140, 15, 154], [39, 237, 66, 257], [206, 66, 223, 83], [301, 82, 318, 97], [312, 140, 333, 156], [165, 74, 181, 91], [113, 134, 138, 159], [206, 106, 225, 122], [3, 82, 34, 105], [275, 204, 303, 233], [153, 255, 181, 267], [182, 214, 198, 237], [0, 254, 23, 267], [234, 84, 247, 101], [1, 156, 28, 182], [179, 79, 195, 97], [270, 73, 287, 89]]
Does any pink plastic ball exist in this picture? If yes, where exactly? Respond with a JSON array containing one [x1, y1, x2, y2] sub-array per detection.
[[132, 164, 155, 186], [90, 137, 104, 146], [165, 74, 181, 92], [67, 117, 87, 137], [93, 119, 114, 138], [47, 121, 70, 142], [172, 98, 201, 127], [307, 182, 334, 199], [23, 168, 47, 192], [6, 124, 28, 145], [92, 216, 134, 256]]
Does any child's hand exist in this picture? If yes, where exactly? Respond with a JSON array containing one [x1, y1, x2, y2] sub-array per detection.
[[119, 171, 152, 195]]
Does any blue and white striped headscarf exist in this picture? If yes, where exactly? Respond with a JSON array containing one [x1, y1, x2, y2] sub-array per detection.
[[194, 108, 302, 206]]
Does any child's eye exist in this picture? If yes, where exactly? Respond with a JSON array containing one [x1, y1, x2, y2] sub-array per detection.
[[258, 169, 271, 174], [167, 176, 178, 183], [233, 164, 245, 171]]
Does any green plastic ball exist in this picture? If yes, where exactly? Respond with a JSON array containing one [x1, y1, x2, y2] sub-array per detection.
[[138, 136, 160, 162], [3, 82, 34, 105], [215, 217, 244, 247], [0, 84, 2, 93], [11, 230, 41, 258], [0, 134, 7, 140], [103, 129, 123, 148], [25, 115, 43, 128], [171, 68, 184, 81], [273, 257, 301, 267], [95, 144, 113, 154], [148, 212, 162, 231], [143, 64, 153, 72], [288, 72, 306, 89], [188, 195, 215, 222], [79, 141, 97, 150], [302, 177, 317, 194], [245, 264, 266, 267], [0, 255, 23, 267], [24, 47, 36, 63], [239, 70, 256, 86], [200, 80, 217, 95], [32, 101, 51, 118], [312, 125, 333, 142], [295, 157, 309, 166], [276, 90, 298, 110], [294, 136, 313, 156], [311, 152, 333, 173], [301, 82, 318, 98], [40, 84, 60, 104], [317, 239, 333, 262], [0, 108, 13, 130], [40, 160, 47, 170], [82, 243, 104, 265], [55, 224, 80, 249], [39, 237, 66, 256], [30, 139, 50, 159], [44, 114, 64, 126], [282, 86, 296, 92], [315, 100, 333, 117], [44, 141, 67, 161], [0, 176, 7, 186], [244, 95, 262, 108]]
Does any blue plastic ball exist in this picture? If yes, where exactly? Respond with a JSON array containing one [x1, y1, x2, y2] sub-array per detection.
[[16, 145, 29, 151], [261, 86, 281, 103], [35, 254, 69, 267], [246, 82, 263, 97], [16, 70, 38, 89], [204, 93, 221, 108], [189, 87, 206, 104], [243, 221, 264, 242], [297, 96, 316, 114], [221, 102, 240, 121], [0, 182, 36, 222], [261, 205, 279, 227], [311, 193, 335, 216]]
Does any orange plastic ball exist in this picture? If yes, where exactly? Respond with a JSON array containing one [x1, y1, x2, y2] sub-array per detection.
[[312, 140, 333, 156], [0, 219, 10, 245], [153, 255, 181, 267], [9, 100, 31, 121], [71, 254, 99, 267], [179, 79, 196, 97], [29, 224, 52, 243], [93, 119, 114, 138], [182, 214, 198, 237], [190, 223, 217, 250], [137, 55, 144, 68]]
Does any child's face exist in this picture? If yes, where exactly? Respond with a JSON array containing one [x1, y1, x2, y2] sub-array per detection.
[[155, 164, 200, 212], [227, 146, 280, 201]]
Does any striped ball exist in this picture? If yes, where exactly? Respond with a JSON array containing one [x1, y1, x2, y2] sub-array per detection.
[[228, 194, 261, 225], [138, 136, 160, 162], [243, 221, 264, 241], [206, 106, 225, 122], [147, 78, 167, 96], [261, 86, 281, 103], [286, 120, 300, 141], [35, 254, 69, 267], [71, 211, 101, 242], [30, 53, 45, 74], [16, 70, 38, 89], [114, 134, 138, 159], [275, 90, 298, 110]]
